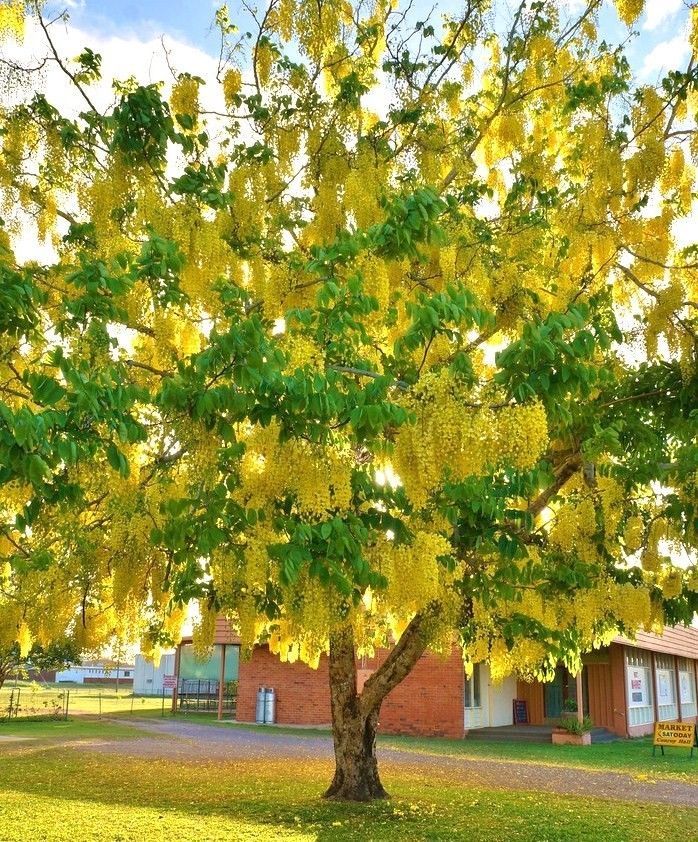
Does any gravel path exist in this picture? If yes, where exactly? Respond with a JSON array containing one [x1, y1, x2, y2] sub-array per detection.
[[89, 718, 698, 808]]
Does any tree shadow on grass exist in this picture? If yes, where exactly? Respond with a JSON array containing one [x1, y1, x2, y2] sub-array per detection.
[[2, 744, 697, 842]]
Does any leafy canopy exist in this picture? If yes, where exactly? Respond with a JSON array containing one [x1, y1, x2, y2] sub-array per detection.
[[0, 0, 697, 681]]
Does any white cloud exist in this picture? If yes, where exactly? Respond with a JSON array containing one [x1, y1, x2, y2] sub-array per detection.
[[2, 16, 227, 263], [643, 0, 683, 32], [641, 34, 690, 78], [5, 17, 223, 117]]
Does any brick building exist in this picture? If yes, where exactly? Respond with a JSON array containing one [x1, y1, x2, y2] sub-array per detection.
[[174, 618, 698, 739]]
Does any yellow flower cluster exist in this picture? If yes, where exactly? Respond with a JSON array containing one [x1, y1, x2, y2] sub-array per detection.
[[281, 332, 325, 373], [243, 523, 280, 589], [661, 568, 683, 600], [623, 515, 644, 555], [614, 0, 645, 26], [16, 620, 32, 658], [368, 530, 452, 619], [276, 0, 295, 41], [394, 370, 548, 508], [549, 492, 598, 563], [0, 0, 23, 42], [612, 582, 652, 631], [661, 148, 693, 213], [237, 422, 352, 516], [256, 41, 273, 88], [641, 517, 666, 572], [688, 568, 698, 592], [597, 475, 624, 541], [645, 277, 684, 358], [222, 68, 242, 109], [192, 601, 217, 660], [625, 90, 666, 200], [170, 75, 200, 122]]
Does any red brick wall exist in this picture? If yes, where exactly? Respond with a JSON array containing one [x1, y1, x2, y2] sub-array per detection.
[[83, 676, 133, 685], [237, 646, 332, 726], [373, 648, 465, 739], [236, 644, 465, 738], [25, 669, 56, 683]]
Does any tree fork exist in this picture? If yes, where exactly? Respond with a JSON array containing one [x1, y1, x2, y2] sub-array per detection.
[[324, 603, 441, 801]]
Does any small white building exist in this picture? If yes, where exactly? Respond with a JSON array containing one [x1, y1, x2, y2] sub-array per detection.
[[55, 661, 134, 684], [133, 652, 176, 696]]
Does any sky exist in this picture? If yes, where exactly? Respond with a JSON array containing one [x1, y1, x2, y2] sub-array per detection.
[[39, 0, 694, 83]]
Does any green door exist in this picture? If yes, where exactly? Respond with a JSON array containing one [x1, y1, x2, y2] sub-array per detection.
[[544, 668, 564, 718]]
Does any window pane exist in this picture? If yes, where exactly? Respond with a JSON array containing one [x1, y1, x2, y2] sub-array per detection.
[[473, 663, 481, 708]]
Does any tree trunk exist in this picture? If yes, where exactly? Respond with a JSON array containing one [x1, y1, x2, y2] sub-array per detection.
[[324, 602, 441, 801], [324, 624, 387, 801], [0, 659, 11, 692]]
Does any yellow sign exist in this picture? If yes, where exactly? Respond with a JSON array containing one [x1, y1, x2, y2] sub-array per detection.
[[653, 721, 696, 749]]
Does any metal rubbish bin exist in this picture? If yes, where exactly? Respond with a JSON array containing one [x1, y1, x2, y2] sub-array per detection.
[[255, 687, 266, 724], [264, 687, 276, 724]]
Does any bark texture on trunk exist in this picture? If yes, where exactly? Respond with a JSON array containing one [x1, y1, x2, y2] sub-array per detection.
[[0, 660, 11, 692], [324, 602, 441, 801], [324, 624, 386, 801]]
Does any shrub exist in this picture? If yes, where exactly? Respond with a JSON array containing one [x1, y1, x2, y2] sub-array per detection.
[[556, 715, 593, 735]]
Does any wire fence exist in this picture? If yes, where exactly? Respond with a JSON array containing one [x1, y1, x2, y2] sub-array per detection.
[[176, 679, 237, 716], [0, 683, 168, 722]]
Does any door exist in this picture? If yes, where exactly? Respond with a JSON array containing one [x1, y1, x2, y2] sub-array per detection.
[[544, 667, 565, 718], [586, 663, 613, 728]]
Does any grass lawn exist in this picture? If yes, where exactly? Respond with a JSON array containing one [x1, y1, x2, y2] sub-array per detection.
[[0, 717, 146, 742], [380, 732, 698, 783], [1, 719, 696, 841]]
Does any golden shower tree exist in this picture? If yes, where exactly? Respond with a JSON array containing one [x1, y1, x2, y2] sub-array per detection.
[[1, 0, 697, 799]]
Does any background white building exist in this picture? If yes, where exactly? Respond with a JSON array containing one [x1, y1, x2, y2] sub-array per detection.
[[55, 661, 134, 684], [133, 652, 176, 696]]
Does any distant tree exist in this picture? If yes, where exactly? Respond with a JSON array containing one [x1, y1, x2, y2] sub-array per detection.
[[0, 0, 697, 799], [0, 639, 80, 690]]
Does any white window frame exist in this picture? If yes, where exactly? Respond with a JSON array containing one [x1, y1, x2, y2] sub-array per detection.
[[464, 664, 483, 729], [626, 648, 654, 727], [678, 658, 697, 718], [654, 654, 678, 722]]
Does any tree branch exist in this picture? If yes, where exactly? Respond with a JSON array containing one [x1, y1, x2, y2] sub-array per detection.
[[360, 601, 440, 713]]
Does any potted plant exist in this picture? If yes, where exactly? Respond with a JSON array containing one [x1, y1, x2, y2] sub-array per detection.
[[560, 698, 579, 720], [552, 714, 593, 746]]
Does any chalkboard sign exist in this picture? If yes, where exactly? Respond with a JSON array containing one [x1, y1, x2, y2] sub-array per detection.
[[513, 699, 529, 725]]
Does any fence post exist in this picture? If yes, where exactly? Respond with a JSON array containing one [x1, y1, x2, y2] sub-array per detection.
[[15, 688, 20, 717], [161, 685, 165, 718], [8, 689, 14, 720]]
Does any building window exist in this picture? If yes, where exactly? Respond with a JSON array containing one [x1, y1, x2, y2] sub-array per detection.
[[655, 654, 678, 721], [464, 664, 481, 709], [464, 663, 483, 730], [626, 648, 654, 727], [677, 658, 697, 719], [123, 671, 130, 677]]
